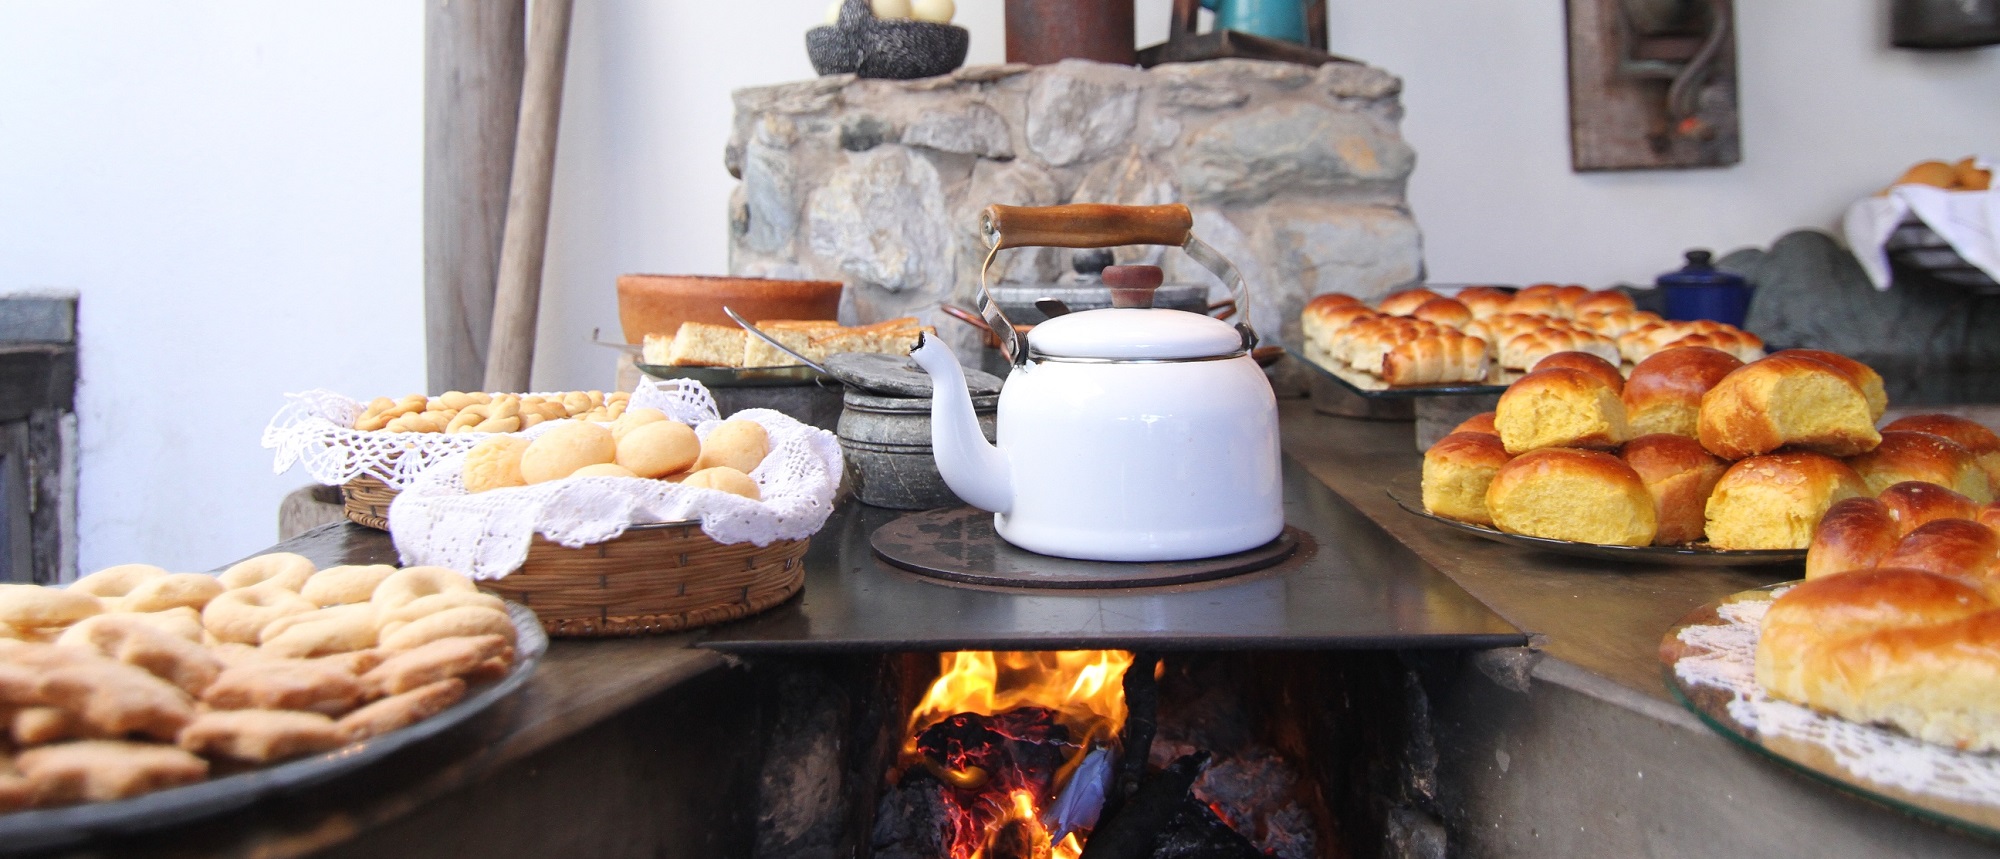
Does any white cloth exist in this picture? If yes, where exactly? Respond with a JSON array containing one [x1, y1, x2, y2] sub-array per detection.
[[1843, 157, 1999, 290]]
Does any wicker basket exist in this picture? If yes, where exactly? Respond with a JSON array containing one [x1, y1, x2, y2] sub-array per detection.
[[480, 521, 808, 637], [342, 474, 398, 530]]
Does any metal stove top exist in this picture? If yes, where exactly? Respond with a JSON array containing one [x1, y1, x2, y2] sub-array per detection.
[[698, 457, 1524, 653]]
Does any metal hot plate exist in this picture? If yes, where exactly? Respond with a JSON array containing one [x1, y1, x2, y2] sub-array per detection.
[[870, 507, 1301, 589]]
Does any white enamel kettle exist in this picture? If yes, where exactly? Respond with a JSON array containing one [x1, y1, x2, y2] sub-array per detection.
[[908, 203, 1283, 562]]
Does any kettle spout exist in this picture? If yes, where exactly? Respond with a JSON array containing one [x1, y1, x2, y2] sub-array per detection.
[[908, 332, 1012, 514]]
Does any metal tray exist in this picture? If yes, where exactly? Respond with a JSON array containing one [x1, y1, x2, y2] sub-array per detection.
[[1663, 583, 2000, 841], [1285, 339, 1519, 399], [1386, 478, 1805, 567], [636, 362, 832, 388], [0, 603, 549, 852]]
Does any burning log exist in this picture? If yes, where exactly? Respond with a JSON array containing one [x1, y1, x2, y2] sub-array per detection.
[[1151, 795, 1265, 859], [1076, 752, 1208, 859], [1110, 651, 1161, 820]]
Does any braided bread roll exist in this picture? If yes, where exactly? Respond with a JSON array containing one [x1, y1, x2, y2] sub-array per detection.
[[1573, 289, 1637, 316], [1663, 330, 1765, 363], [1380, 332, 1490, 386], [1408, 297, 1473, 329], [1378, 288, 1442, 316], [1498, 327, 1619, 371], [1343, 317, 1443, 374], [1300, 293, 1365, 343], [1454, 287, 1514, 320], [1575, 309, 1663, 339], [1307, 305, 1383, 353]]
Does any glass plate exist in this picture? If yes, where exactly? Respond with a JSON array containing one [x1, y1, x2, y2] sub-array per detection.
[[1663, 584, 2000, 841], [0, 603, 549, 852], [635, 362, 831, 388], [1386, 476, 1805, 567]]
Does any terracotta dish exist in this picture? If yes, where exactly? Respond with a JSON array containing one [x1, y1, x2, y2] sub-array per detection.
[[615, 275, 842, 344]]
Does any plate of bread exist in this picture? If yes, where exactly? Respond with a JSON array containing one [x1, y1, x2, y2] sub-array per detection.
[[1412, 340, 2000, 563], [0, 557, 545, 850], [1294, 284, 1764, 396], [1664, 486, 2000, 838], [636, 317, 933, 386]]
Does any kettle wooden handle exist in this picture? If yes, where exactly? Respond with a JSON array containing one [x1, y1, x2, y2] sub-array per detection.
[[981, 203, 1194, 251]]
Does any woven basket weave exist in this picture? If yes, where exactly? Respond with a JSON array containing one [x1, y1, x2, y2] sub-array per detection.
[[480, 521, 808, 638], [342, 474, 398, 530]]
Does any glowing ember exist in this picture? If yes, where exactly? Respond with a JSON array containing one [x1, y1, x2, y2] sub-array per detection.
[[903, 651, 1135, 859]]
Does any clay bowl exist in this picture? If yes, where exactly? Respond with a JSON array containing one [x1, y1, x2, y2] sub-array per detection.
[[615, 275, 844, 344]]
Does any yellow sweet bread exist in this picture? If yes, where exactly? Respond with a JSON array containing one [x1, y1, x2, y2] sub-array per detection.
[[1696, 354, 1880, 459], [615, 420, 701, 479], [1484, 448, 1656, 546], [1619, 433, 1727, 546], [1704, 452, 1867, 550], [693, 420, 771, 474], [1493, 368, 1630, 454], [1421, 432, 1512, 526], [1846, 430, 1994, 503]]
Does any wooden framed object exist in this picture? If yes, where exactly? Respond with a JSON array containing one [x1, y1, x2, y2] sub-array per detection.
[[1566, 0, 1741, 171]]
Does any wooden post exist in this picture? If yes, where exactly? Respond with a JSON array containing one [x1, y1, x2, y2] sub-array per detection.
[[425, 0, 524, 395], [483, 0, 575, 392]]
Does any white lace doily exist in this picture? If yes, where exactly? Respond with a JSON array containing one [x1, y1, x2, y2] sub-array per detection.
[[1674, 589, 2000, 807], [384, 384, 843, 580], [262, 380, 718, 489]]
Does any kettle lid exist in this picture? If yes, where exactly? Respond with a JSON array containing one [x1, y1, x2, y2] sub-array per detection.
[[1027, 308, 1244, 360]]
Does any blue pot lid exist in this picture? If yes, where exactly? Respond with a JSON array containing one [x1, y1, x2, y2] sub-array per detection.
[[1657, 249, 1747, 289]]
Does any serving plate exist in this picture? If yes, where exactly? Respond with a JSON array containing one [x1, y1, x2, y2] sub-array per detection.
[[635, 362, 831, 388], [0, 603, 549, 852], [1386, 475, 1804, 567], [1663, 583, 2000, 841]]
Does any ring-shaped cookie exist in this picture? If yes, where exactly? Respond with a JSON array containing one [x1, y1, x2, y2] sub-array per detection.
[[379, 606, 516, 650], [371, 567, 478, 613], [201, 586, 315, 645], [121, 574, 226, 613], [0, 585, 103, 628], [380, 591, 505, 625], [260, 604, 381, 658], [300, 564, 398, 607], [218, 553, 316, 591], [71, 564, 170, 599]]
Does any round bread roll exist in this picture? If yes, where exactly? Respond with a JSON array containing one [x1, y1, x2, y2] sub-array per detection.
[[1755, 567, 1992, 708], [1811, 609, 2000, 752], [1696, 354, 1881, 460], [571, 462, 639, 478], [1881, 518, 2000, 584], [1484, 448, 1657, 546], [611, 407, 670, 443], [1408, 297, 1472, 329], [1807, 497, 1899, 580], [1573, 290, 1636, 317], [615, 420, 701, 478], [519, 422, 616, 484], [1846, 430, 1992, 503], [219, 553, 315, 592], [1883, 413, 2000, 495], [1451, 411, 1498, 438], [1779, 349, 1887, 421], [1421, 432, 1513, 526], [1878, 481, 1979, 538], [1493, 368, 1631, 454], [1531, 351, 1624, 394], [463, 435, 530, 493], [1620, 346, 1742, 438], [681, 466, 761, 500], [1704, 452, 1867, 550], [693, 420, 771, 474], [1377, 288, 1441, 316], [1619, 434, 1727, 546], [1453, 287, 1513, 320]]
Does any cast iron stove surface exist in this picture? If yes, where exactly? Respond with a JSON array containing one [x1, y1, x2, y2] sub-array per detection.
[[697, 457, 1525, 653], [870, 506, 1300, 589]]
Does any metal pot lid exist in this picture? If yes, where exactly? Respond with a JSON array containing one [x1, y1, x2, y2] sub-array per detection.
[[1026, 308, 1244, 360], [824, 352, 1003, 398]]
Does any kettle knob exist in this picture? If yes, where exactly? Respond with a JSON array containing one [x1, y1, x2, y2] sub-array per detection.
[[1103, 265, 1163, 309]]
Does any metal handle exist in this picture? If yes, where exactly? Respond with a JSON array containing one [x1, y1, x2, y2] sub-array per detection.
[[975, 203, 1258, 366]]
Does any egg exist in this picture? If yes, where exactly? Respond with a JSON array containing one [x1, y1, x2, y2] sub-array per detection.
[[911, 0, 954, 23], [871, 0, 912, 19]]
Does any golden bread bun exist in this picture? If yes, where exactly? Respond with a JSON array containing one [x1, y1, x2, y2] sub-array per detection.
[[1895, 160, 1959, 188], [1661, 329, 1765, 363], [1484, 448, 1657, 546], [1498, 327, 1619, 371], [1453, 287, 1514, 320], [1881, 518, 2000, 585], [1575, 309, 1663, 339], [1619, 433, 1727, 545], [1531, 350, 1624, 394], [1883, 413, 2000, 495], [1696, 354, 1881, 459], [1502, 291, 1565, 319], [1982, 502, 2000, 533], [1807, 497, 1899, 580], [1421, 432, 1513, 526], [1550, 285, 1592, 316], [1378, 332, 1490, 386], [1621, 346, 1742, 438], [1879, 481, 1980, 538], [1452, 412, 1498, 437], [614, 420, 700, 478], [610, 407, 669, 443], [1572, 290, 1636, 316], [693, 420, 771, 474], [1846, 430, 1993, 503], [681, 466, 761, 500], [1377, 288, 1441, 316], [1341, 317, 1444, 373], [1299, 293, 1365, 343], [1704, 452, 1867, 550], [1779, 349, 1887, 421], [1306, 306, 1383, 352], [1958, 157, 1992, 192], [1755, 567, 1991, 710], [1813, 609, 2000, 751], [1494, 368, 1631, 454], [1408, 297, 1472, 329], [462, 435, 530, 493], [519, 422, 616, 484]]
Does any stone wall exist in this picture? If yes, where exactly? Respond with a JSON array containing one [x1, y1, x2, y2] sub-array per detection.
[[725, 58, 1423, 366]]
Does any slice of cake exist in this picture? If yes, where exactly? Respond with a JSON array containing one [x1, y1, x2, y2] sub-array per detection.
[[640, 333, 674, 365], [664, 322, 746, 367]]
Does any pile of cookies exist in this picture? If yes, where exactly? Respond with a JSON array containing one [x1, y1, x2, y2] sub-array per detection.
[[0, 554, 518, 810], [1300, 285, 1765, 387], [463, 409, 769, 500], [353, 390, 633, 434]]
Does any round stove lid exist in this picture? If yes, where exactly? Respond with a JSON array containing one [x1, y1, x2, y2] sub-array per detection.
[[1026, 307, 1244, 360], [824, 352, 1003, 397]]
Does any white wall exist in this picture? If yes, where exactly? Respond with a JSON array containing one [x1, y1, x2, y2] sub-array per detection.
[[2, 0, 1995, 571], [0, 2, 422, 573]]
